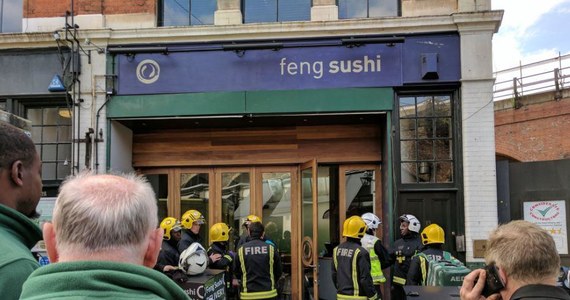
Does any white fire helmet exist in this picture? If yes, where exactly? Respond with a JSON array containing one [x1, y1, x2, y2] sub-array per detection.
[[361, 213, 381, 230], [179, 242, 208, 275], [399, 214, 421, 233]]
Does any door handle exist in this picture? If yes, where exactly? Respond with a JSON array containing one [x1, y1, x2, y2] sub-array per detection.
[[307, 264, 317, 268]]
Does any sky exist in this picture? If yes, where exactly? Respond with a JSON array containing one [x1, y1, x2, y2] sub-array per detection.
[[492, 0, 570, 71]]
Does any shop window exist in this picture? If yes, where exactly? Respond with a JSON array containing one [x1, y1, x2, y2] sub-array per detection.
[[158, 0, 215, 26], [243, 0, 310, 23], [0, 101, 5, 111], [26, 106, 72, 181], [338, 0, 398, 19], [398, 95, 454, 184], [0, 0, 22, 33]]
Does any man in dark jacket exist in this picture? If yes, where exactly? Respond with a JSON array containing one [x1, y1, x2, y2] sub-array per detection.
[[154, 217, 183, 273], [208, 222, 237, 299], [234, 222, 282, 300], [461, 220, 570, 300], [386, 214, 423, 300], [178, 209, 206, 253], [0, 122, 43, 300], [332, 215, 378, 300]]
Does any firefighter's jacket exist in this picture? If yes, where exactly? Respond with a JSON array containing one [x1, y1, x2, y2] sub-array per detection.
[[234, 238, 282, 299], [332, 238, 378, 300], [386, 232, 423, 286]]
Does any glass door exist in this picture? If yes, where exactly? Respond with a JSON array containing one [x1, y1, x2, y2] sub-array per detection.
[[301, 160, 318, 300], [255, 166, 297, 299]]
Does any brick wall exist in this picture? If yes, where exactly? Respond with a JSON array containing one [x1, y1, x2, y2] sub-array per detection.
[[24, 0, 155, 18], [495, 92, 570, 162]]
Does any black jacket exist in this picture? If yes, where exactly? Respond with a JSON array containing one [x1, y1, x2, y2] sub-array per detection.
[[511, 284, 570, 300], [387, 232, 423, 286], [178, 229, 201, 253], [208, 242, 233, 270], [154, 239, 180, 272], [406, 247, 445, 285], [331, 238, 377, 299], [234, 238, 282, 295]]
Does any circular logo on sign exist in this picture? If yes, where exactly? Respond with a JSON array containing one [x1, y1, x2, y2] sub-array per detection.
[[136, 59, 160, 84], [529, 201, 560, 221]]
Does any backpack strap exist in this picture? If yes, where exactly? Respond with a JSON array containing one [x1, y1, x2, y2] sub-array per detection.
[[415, 252, 429, 285]]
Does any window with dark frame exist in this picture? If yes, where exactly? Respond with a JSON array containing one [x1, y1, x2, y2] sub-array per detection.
[[158, 0, 216, 26], [399, 95, 454, 184], [26, 106, 72, 181]]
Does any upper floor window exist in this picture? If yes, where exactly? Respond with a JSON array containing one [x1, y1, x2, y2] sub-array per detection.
[[243, 0, 310, 23], [338, 0, 398, 19], [398, 94, 454, 184], [158, 0, 215, 26], [1, 0, 23, 33]]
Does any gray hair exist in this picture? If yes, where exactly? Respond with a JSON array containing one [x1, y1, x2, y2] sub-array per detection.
[[53, 172, 158, 254], [485, 220, 560, 284]]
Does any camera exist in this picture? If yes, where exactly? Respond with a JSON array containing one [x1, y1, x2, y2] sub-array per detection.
[[481, 264, 505, 297]]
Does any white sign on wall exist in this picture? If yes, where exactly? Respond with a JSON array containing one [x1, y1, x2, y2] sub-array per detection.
[[524, 200, 568, 254]]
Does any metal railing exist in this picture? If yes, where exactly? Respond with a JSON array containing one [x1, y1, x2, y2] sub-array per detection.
[[493, 53, 570, 103]]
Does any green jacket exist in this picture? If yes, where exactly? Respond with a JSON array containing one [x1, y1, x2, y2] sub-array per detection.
[[0, 204, 42, 300], [20, 260, 190, 300]]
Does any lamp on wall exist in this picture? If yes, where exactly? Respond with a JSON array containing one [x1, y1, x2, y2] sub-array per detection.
[[419, 162, 431, 175], [58, 108, 72, 118], [360, 171, 373, 186]]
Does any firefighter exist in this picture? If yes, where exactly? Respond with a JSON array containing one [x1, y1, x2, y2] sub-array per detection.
[[208, 223, 237, 298], [332, 216, 378, 300], [361, 213, 390, 299], [234, 222, 282, 300], [407, 223, 453, 285], [179, 209, 221, 265], [178, 209, 206, 253], [387, 214, 423, 300], [235, 214, 262, 250], [154, 217, 183, 273]]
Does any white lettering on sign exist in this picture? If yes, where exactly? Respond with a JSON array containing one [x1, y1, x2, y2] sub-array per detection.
[[279, 55, 382, 79]]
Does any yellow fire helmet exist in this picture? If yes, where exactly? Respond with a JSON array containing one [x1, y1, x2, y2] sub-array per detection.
[[209, 223, 231, 243], [421, 223, 445, 245], [343, 216, 368, 239], [181, 209, 205, 229], [243, 214, 262, 226], [160, 217, 182, 241]]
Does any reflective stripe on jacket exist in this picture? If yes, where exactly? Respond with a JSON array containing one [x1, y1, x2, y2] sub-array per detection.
[[361, 234, 386, 284]]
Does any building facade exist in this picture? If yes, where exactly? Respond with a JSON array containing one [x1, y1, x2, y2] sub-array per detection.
[[1, 0, 502, 297]]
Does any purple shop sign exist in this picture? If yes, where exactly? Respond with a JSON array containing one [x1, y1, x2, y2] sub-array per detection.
[[117, 43, 403, 95]]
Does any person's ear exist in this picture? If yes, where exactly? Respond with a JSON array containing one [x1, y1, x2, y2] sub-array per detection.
[[143, 228, 163, 268], [9, 160, 25, 187], [43, 222, 59, 263], [498, 266, 508, 287]]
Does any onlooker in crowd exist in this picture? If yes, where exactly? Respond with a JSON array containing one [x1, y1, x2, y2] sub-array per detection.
[[19, 172, 190, 299], [407, 223, 462, 285], [361, 213, 389, 298], [236, 214, 262, 250], [154, 217, 183, 273], [332, 215, 378, 300], [0, 122, 43, 300], [208, 222, 237, 298], [387, 214, 423, 300], [460, 220, 570, 300], [234, 222, 282, 299]]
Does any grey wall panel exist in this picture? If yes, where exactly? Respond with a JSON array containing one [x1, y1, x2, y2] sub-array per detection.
[[0, 51, 66, 95]]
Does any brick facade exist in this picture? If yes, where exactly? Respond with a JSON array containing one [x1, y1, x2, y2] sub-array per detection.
[[495, 91, 570, 162], [23, 0, 154, 18]]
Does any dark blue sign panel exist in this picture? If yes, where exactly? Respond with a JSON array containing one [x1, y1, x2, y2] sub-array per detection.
[[117, 44, 403, 95]]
